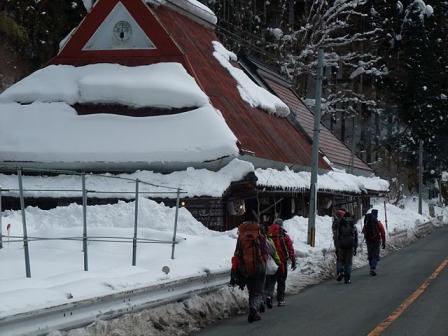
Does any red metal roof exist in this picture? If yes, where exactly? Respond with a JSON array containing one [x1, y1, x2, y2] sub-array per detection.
[[48, 0, 331, 171], [262, 75, 372, 174]]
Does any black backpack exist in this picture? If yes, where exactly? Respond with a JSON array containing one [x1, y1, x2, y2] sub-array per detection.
[[338, 216, 355, 248], [364, 213, 379, 242]]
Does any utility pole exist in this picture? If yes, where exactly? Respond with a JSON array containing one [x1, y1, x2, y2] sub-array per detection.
[[418, 139, 423, 214], [349, 114, 355, 174], [307, 48, 324, 246]]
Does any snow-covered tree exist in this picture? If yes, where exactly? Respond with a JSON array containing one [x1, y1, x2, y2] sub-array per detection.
[[376, 1, 448, 186]]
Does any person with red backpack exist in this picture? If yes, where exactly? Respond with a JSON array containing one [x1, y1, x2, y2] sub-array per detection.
[[230, 221, 269, 323], [362, 209, 386, 276], [267, 218, 296, 307]]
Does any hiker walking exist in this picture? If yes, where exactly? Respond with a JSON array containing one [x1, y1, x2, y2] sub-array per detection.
[[332, 209, 346, 279], [263, 226, 282, 309], [335, 211, 358, 284], [362, 209, 386, 276], [267, 218, 296, 306], [230, 221, 268, 322]]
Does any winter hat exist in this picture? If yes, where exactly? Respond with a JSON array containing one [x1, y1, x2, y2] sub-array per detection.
[[336, 209, 346, 217], [273, 218, 283, 226]]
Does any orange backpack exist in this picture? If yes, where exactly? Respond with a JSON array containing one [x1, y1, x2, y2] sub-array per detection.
[[235, 222, 266, 277]]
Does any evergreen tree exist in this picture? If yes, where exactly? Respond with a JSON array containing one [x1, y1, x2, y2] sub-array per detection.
[[0, 0, 86, 71]]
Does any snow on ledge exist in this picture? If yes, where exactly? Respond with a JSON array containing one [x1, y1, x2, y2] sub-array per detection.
[[255, 166, 389, 194], [147, 0, 217, 25], [212, 41, 290, 118], [0, 63, 209, 109], [0, 159, 254, 199]]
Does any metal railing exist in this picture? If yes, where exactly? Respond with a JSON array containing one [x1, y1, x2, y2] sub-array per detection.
[[0, 167, 187, 278]]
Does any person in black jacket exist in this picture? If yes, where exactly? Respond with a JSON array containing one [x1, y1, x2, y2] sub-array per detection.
[[332, 209, 346, 280], [336, 212, 358, 284]]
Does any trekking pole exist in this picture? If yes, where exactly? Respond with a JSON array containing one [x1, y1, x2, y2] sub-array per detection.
[[7, 223, 11, 248], [360, 219, 364, 252], [384, 199, 388, 230]]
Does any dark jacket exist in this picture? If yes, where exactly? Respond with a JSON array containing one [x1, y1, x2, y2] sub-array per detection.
[[337, 215, 358, 249]]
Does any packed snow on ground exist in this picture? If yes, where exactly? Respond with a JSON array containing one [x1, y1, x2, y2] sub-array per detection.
[[1, 191, 445, 335]]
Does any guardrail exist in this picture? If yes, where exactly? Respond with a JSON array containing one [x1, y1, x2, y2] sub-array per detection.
[[389, 228, 408, 239], [0, 270, 230, 336], [387, 220, 433, 241], [416, 220, 431, 232]]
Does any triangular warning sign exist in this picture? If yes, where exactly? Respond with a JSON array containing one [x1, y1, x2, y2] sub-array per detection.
[[83, 2, 156, 50], [55, 0, 184, 62]]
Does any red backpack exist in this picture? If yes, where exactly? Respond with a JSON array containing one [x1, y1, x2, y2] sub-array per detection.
[[268, 224, 288, 262], [235, 222, 266, 277]]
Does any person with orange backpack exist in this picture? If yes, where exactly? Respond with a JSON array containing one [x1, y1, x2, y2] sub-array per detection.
[[230, 221, 269, 323], [267, 218, 296, 307]]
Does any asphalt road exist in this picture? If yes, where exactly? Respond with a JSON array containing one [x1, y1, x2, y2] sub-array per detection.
[[194, 225, 448, 336]]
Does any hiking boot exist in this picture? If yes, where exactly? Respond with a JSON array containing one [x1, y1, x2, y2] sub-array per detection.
[[248, 308, 261, 323], [278, 301, 286, 307], [266, 297, 273, 309], [259, 302, 265, 313], [370, 269, 377, 276], [344, 277, 351, 284], [337, 272, 344, 282]]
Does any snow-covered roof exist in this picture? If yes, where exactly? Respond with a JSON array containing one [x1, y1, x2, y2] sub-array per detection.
[[152, 0, 218, 26], [0, 63, 209, 108], [0, 63, 239, 165], [0, 42, 291, 169], [0, 159, 389, 199], [255, 166, 389, 194]]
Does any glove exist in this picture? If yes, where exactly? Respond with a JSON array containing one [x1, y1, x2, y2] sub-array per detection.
[[230, 268, 238, 281], [231, 255, 239, 269], [382, 243, 386, 249], [291, 260, 297, 271], [230, 269, 246, 290], [230, 269, 238, 287], [353, 249, 357, 256]]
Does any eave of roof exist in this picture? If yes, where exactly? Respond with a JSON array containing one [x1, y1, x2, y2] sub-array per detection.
[[255, 168, 389, 195]]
